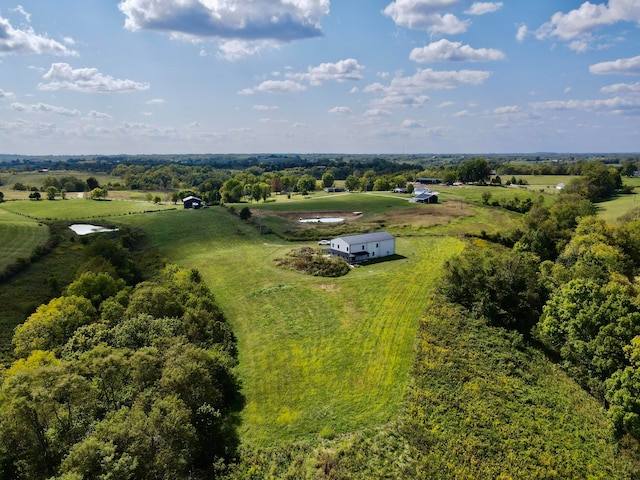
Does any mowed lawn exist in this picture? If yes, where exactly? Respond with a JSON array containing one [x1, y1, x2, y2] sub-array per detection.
[[0, 207, 49, 271], [118, 206, 465, 446], [0, 198, 175, 220]]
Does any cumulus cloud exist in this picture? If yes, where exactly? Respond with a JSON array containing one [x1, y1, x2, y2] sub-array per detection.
[[38, 63, 150, 93], [409, 39, 505, 62], [364, 68, 489, 108], [146, 98, 166, 105], [0, 88, 13, 98], [217, 39, 279, 60], [253, 104, 279, 110], [88, 111, 113, 120], [328, 106, 353, 114], [464, 2, 503, 15], [238, 80, 307, 95], [601, 81, 640, 94], [118, 0, 330, 42], [536, 0, 640, 42], [494, 105, 520, 114], [11, 102, 81, 116], [401, 119, 425, 128], [364, 108, 393, 117], [532, 96, 640, 114], [589, 55, 640, 75], [383, 0, 469, 34], [516, 24, 528, 42], [287, 59, 364, 85], [0, 16, 77, 56]]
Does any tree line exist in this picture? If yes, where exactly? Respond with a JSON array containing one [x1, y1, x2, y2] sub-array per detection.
[[0, 234, 240, 479], [440, 177, 640, 447]]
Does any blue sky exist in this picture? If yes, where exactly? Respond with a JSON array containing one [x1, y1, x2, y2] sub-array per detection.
[[0, 0, 639, 155]]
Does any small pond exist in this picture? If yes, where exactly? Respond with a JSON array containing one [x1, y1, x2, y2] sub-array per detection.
[[69, 224, 119, 235], [299, 217, 344, 224]]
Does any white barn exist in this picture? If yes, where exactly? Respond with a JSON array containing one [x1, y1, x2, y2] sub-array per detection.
[[329, 231, 395, 264]]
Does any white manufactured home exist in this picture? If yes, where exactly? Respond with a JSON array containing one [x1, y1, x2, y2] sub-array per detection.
[[329, 231, 395, 264]]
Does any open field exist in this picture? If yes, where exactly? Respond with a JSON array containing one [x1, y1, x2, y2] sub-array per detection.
[[116, 204, 465, 445], [0, 169, 120, 189], [0, 208, 49, 272], [0, 198, 175, 220]]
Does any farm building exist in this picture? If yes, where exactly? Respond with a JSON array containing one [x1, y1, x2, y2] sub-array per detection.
[[182, 195, 202, 209], [416, 177, 441, 185], [410, 192, 439, 204], [328, 231, 395, 264]]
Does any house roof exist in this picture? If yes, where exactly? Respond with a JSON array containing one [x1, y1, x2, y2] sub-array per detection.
[[182, 196, 202, 202], [333, 231, 394, 245]]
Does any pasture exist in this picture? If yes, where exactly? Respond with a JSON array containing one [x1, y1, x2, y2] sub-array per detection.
[[117, 202, 465, 445], [0, 208, 48, 272], [0, 198, 175, 220]]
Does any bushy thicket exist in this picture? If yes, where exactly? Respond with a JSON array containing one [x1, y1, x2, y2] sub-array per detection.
[[275, 247, 350, 277]]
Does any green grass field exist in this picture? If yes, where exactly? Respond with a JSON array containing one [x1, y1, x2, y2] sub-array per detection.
[[0, 198, 175, 220], [117, 206, 464, 445], [0, 208, 49, 272]]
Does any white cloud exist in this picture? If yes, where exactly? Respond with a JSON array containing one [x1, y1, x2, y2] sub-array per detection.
[[532, 96, 640, 114], [601, 81, 640, 94], [564, 87, 572, 93], [364, 108, 393, 117], [287, 59, 364, 85], [453, 109, 472, 117], [464, 2, 503, 15], [383, 0, 469, 34], [494, 105, 520, 114], [589, 55, 640, 75], [217, 39, 279, 61], [118, 0, 330, 42], [11, 102, 81, 117], [88, 111, 113, 120], [365, 68, 490, 108], [437, 101, 455, 108], [38, 63, 150, 93], [536, 0, 640, 42], [516, 24, 528, 42], [239, 80, 307, 95], [569, 39, 590, 53], [253, 104, 279, 110], [0, 88, 13, 99], [409, 39, 505, 62], [401, 119, 425, 128], [10, 6, 32, 22], [328, 106, 353, 114], [146, 98, 166, 105], [0, 16, 77, 56]]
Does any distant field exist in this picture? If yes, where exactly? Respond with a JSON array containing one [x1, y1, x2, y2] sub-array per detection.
[[117, 204, 465, 445], [0, 169, 120, 189], [0, 208, 49, 272], [0, 198, 175, 220]]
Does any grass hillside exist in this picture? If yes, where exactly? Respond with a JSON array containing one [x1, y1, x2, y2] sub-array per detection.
[[0, 208, 48, 272], [117, 206, 465, 445], [0, 198, 174, 220]]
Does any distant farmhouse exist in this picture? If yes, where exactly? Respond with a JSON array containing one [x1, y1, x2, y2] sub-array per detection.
[[328, 231, 395, 264], [410, 191, 439, 204], [183, 195, 202, 209]]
